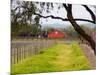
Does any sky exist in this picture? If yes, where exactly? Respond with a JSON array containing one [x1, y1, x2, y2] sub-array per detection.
[[34, 2, 96, 28], [12, 0, 96, 28]]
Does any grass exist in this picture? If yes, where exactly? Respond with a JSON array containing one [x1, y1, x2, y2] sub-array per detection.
[[11, 42, 91, 74]]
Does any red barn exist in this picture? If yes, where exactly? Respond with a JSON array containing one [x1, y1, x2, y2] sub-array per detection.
[[48, 29, 65, 38]]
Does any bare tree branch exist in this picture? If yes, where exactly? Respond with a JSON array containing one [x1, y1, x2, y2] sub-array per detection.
[[12, 5, 95, 24], [34, 12, 95, 23], [82, 5, 96, 24], [34, 12, 67, 21], [63, 3, 96, 55]]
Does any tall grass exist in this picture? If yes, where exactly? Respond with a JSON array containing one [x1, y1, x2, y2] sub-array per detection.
[[11, 42, 91, 74]]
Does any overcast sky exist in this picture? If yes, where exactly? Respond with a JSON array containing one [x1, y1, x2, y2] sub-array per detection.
[[12, 0, 96, 28], [33, 2, 96, 28], [39, 4, 95, 27]]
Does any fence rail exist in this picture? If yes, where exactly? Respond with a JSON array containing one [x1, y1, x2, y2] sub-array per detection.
[[11, 39, 57, 64]]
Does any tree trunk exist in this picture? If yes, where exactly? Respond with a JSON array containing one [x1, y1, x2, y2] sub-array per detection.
[[63, 4, 96, 55]]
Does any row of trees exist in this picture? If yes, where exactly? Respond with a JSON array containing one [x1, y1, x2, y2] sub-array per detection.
[[11, 0, 96, 55]]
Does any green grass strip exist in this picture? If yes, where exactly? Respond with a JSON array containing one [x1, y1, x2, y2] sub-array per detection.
[[11, 42, 91, 74]]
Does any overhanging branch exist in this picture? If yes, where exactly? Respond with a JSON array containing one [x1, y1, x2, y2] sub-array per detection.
[[63, 4, 96, 55], [82, 5, 96, 24], [34, 12, 95, 24], [12, 5, 95, 24]]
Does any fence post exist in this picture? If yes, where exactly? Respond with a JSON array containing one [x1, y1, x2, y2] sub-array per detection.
[[16, 48, 19, 64], [11, 39, 57, 64], [23, 46, 26, 59]]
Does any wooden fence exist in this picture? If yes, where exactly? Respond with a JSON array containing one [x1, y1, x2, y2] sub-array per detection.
[[11, 39, 57, 64]]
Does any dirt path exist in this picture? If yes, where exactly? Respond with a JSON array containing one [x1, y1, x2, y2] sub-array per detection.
[[80, 44, 96, 69]]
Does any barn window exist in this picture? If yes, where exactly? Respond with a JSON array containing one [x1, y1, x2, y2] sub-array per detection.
[[55, 31, 58, 34]]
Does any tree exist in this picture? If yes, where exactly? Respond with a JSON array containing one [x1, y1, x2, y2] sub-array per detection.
[[11, 0, 96, 55], [63, 4, 96, 55], [62, 26, 79, 39], [34, 3, 96, 55], [11, 0, 41, 37]]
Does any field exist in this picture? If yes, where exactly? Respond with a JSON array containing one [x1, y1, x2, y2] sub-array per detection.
[[11, 1, 96, 74], [11, 41, 91, 74]]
